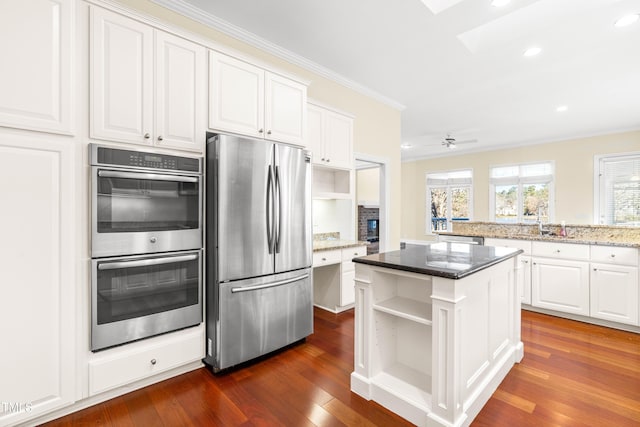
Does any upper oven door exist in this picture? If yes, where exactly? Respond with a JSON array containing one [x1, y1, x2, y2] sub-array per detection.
[[91, 166, 202, 257]]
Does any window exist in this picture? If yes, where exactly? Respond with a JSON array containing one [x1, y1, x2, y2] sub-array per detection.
[[426, 169, 472, 232], [595, 154, 640, 226], [490, 162, 554, 223]]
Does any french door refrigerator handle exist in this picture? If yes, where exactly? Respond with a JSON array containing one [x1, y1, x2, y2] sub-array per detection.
[[98, 170, 198, 183], [275, 165, 282, 253], [266, 165, 275, 254], [97, 254, 198, 270], [230, 273, 309, 293]]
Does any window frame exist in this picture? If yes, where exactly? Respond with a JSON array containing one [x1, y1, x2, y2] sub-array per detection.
[[425, 168, 474, 234], [593, 151, 640, 226], [489, 161, 555, 223]]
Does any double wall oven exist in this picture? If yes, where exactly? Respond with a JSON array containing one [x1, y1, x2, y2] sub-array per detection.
[[89, 144, 203, 351]]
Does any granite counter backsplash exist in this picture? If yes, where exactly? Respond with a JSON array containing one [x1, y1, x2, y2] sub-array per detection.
[[448, 221, 640, 247]]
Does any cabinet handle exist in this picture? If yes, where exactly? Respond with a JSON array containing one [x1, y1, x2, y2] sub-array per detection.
[[258, 128, 264, 133], [144, 133, 151, 139], [267, 130, 272, 135], [157, 135, 163, 141], [150, 358, 157, 365]]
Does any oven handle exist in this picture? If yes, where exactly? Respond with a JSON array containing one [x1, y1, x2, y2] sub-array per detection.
[[98, 170, 199, 183], [230, 273, 309, 293], [97, 254, 198, 270]]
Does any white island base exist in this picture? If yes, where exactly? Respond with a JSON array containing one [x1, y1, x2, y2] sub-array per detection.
[[350, 256, 523, 427]]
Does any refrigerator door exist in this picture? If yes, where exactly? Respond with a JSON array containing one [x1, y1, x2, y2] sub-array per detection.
[[214, 269, 313, 370], [274, 144, 312, 273], [214, 134, 275, 281]]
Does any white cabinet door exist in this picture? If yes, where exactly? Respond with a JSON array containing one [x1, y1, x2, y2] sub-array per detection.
[[519, 255, 532, 305], [0, 135, 75, 425], [307, 104, 325, 163], [91, 6, 154, 145], [208, 52, 264, 138], [0, 0, 73, 134], [324, 110, 353, 169], [532, 258, 590, 315], [155, 31, 206, 152], [590, 263, 638, 326], [265, 72, 306, 146]]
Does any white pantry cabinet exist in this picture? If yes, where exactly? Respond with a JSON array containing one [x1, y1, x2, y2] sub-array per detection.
[[209, 52, 307, 146], [0, 0, 73, 134], [590, 246, 639, 326], [90, 7, 206, 152], [307, 103, 353, 169], [0, 134, 75, 426], [531, 242, 590, 316]]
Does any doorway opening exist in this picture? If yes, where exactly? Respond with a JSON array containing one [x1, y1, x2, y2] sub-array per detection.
[[354, 154, 389, 255]]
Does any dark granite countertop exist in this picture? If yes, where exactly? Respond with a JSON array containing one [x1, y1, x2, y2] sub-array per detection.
[[352, 243, 522, 279]]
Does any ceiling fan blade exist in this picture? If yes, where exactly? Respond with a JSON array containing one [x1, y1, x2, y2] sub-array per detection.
[[452, 138, 478, 145]]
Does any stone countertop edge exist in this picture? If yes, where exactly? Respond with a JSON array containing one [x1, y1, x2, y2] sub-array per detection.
[[436, 231, 640, 248], [352, 246, 523, 280], [313, 240, 370, 252]]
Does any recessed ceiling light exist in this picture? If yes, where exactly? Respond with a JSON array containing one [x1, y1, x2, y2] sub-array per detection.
[[491, 0, 511, 7], [523, 47, 542, 57], [401, 143, 412, 149], [556, 105, 568, 112], [615, 14, 639, 27]]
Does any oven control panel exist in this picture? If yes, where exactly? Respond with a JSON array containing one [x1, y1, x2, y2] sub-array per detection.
[[91, 145, 201, 173]]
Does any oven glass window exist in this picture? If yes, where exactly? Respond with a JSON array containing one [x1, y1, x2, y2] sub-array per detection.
[[96, 255, 199, 325], [97, 174, 199, 233]]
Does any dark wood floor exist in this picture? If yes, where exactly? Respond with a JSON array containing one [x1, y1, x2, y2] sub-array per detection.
[[43, 308, 640, 426]]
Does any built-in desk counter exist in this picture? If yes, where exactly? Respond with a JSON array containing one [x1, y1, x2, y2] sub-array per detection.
[[350, 243, 523, 427]]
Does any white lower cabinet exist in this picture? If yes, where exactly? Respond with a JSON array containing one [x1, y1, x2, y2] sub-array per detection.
[[312, 246, 366, 312], [0, 134, 76, 426], [89, 326, 204, 396], [485, 238, 531, 304], [589, 245, 639, 326], [532, 257, 590, 316]]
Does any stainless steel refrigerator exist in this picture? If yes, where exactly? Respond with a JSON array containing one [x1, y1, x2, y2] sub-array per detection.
[[204, 133, 313, 371]]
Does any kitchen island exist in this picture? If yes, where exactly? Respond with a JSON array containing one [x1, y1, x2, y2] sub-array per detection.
[[350, 243, 523, 427]]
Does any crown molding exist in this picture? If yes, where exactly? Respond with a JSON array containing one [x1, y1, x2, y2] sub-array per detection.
[[150, 0, 405, 111]]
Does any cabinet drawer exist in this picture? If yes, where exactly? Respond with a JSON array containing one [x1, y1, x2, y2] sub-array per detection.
[[532, 241, 589, 260], [89, 327, 204, 395], [590, 245, 638, 266], [485, 238, 532, 255], [313, 249, 341, 267], [342, 245, 367, 262]]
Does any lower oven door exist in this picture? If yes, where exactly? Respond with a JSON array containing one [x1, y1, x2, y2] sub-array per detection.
[[210, 268, 312, 371], [91, 250, 202, 351]]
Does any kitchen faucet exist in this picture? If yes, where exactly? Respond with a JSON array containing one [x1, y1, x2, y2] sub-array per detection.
[[536, 206, 550, 235]]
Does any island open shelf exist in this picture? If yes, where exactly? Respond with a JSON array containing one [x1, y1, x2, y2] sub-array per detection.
[[350, 243, 523, 427]]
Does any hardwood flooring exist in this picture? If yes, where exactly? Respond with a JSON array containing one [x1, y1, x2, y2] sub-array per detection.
[[42, 309, 640, 426]]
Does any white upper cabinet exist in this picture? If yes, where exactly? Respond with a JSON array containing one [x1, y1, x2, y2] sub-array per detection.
[[0, 0, 73, 134], [209, 51, 307, 146], [307, 103, 353, 169], [91, 7, 206, 152]]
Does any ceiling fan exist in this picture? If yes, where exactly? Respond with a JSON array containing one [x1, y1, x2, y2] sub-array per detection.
[[442, 134, 478, 149]]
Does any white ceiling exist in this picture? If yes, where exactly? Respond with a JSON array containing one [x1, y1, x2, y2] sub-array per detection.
[[154, 0, 640, 161]]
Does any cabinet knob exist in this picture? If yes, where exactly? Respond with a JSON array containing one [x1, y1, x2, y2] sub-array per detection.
[[555, 249, 561, 253], [522, 260, 529, 264], [150, 237, 157, 243], [150, 358, 157, 365], [354, 252, 358, 256], [144, 133, 151, 139], [610, 254, 616, 258], [258, 128, 264, 133], [322, 257, 327, 261], [593, 268, 598, 271], [157, 135, 163, 141], [321, 158, 326, 161], [326, 158, 331, 162], [267, 130, 272, 135]]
